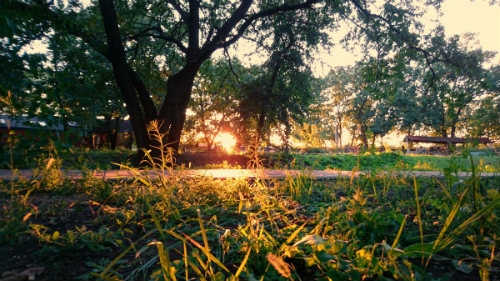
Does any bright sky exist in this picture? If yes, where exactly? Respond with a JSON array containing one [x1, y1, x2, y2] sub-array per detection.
[[440, 0, 500, 60], [314, 0, 500, 76]]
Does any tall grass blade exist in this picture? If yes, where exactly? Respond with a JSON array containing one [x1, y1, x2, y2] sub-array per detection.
[[197, 209, 211, 258], [181, 231, 231, 273], [427, 183, 472, 266], [150, 241, 177, 281], [183, 241, 189, 281], [234, 246, 252, 278], [434, 198, 500, 253], [146, 197, 166, 240], [280, 223, 306, 252], [468, 154, 480, 213], [197, 209, 214, 276], [413, 177, 425, 264], [390, 214, 407, 256]]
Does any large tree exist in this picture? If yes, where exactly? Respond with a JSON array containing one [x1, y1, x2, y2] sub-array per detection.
[[2, 0, 460, 160], [237, 7, 323, 150]]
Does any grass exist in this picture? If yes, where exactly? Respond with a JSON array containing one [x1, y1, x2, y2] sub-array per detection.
[[0, 130, 499, 280], [283, 152, 500, 173], [0, 185, 498, 279], [2, 160, 498, 280], [4, 148, 500, 173]]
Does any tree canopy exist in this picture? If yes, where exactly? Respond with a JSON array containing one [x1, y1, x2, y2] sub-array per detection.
[[1, 0, 498, 157]]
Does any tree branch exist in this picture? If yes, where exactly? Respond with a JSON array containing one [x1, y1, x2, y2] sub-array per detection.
[[165, 0, 189, 23], [220, 0, 321, 49], [126, 26, 188, 54]]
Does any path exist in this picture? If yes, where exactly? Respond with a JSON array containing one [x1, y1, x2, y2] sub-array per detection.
[[0, 169, 498, 181]]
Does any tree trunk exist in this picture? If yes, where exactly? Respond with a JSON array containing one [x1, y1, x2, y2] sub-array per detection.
[[99, 0, 150, 152], [158, 66, 201, 154], [99, 0, 206, 164]]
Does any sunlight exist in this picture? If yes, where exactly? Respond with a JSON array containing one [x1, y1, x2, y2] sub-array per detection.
[[215, 132, 237, 153]]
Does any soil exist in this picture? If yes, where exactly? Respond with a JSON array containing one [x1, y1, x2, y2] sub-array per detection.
[[0, 194, 106, 281], [175, 151, 249, 168]]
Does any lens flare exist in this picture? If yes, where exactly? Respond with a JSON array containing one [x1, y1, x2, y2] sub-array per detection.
[[215, 132, 236, 153]]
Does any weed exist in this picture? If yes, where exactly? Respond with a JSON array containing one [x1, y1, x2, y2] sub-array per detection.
[[246, 137, 264, 169]]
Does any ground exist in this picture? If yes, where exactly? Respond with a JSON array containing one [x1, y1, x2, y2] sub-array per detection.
[[1, 194, 105, 281], [176, 151, 249, 168], [1, 152, 498, 281], [0, 152, 252, 281], [1, 188, 492, 281]]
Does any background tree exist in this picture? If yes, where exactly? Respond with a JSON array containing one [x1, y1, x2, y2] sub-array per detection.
[[412, 31, 496, 138], [320, 66, 359, 149], [297, 86, 338, 150], [468, 65, 500, 141], [0, 17, 47, 118], [236, 6, 331, 151], [44, 33, 126, 134], [321, 63, 395, 150], [185, 59, 243, 151]]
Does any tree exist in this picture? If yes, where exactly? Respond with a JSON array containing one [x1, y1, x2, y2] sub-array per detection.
[[97, 0, 345, 160], [237, 7, 322, 150], [320, 66, 359, 148], [44, 34, 126, 133], [412, 31, 496, 138], [468, 65, 500, 141], [320, 64, 390, 149], [0, 20, 47, 117], [3, 0, 456, 161], [185, 59, 243, 151]]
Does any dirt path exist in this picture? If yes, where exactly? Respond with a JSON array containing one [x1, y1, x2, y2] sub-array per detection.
[[1, 169, 498, 181]]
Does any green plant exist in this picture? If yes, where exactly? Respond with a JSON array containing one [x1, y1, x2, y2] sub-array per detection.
[[246, 138, 263, 169]]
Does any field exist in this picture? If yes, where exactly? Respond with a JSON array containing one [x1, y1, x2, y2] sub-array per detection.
[[0, 148, 499, 281]]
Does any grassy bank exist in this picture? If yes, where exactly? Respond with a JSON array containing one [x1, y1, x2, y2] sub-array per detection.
[[283, 152, 500, 173], [2, 144, 500, 173]]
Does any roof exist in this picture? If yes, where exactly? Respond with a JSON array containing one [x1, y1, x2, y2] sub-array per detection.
[[403, 135, 492, 144], [0, 115, 65, 131], [119, 120, 132, 132]]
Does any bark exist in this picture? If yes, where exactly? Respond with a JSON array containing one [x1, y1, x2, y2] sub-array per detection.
[[158, 65, 202, 153], [99, 0, 159, 163]]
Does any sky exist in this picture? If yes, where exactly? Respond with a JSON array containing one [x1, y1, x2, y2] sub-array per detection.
[[313, 0, 500, 76], [441, 0, 500, 56]]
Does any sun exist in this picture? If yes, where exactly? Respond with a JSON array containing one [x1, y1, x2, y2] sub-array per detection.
[[215, 132, 237, 153]]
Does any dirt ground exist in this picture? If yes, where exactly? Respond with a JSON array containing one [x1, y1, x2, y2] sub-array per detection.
[[0, 194, 111, 281], [175, 152, 250, 168]]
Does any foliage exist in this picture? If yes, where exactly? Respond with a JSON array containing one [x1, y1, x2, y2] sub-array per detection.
[[468, 65, 500, 141], [185, 59, 244, 150], [1, 129, 500, 280], [315, 30, 500, 147], [414, 31, 497, 138], [1, 0, 462, 156]]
